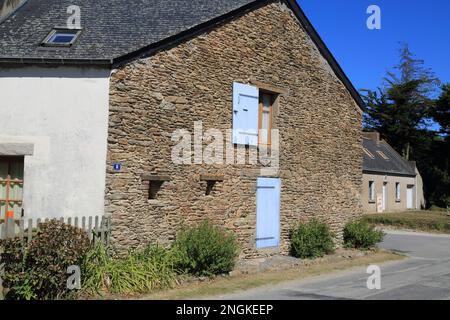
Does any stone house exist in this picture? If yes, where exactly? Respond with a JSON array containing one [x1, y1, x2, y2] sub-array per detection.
[[362, 132, 425, 213], [0, 0, 364, 257]]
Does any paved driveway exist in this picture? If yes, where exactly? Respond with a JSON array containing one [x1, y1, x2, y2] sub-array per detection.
[[211, 230, 450, 300]]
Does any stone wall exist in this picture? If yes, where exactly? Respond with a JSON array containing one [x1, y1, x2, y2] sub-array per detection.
[[105, 1, 363, 258]]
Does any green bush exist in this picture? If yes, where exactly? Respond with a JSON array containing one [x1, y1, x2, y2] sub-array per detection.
[[81, 244, 177, 295], [343, 221, 384, 250], [172, 221, 238, 276], [290, 220, 335, 259], [25, 220, 91, 299], [0, 220, 91, 300], [0, 238, 31, 300]]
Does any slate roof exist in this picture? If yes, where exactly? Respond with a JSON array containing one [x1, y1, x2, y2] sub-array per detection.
[[0, 0, 255, 61], [0, 0, 365, 109], [363, 137, 416, 177]]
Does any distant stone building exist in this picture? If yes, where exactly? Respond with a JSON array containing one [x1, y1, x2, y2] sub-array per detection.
[[0, 0, 365, 258], [362, 132, 425, 213]]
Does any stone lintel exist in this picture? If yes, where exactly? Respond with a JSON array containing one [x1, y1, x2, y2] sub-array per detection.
[[249, 79, 289, 95], [200, 174, 225, 181], [0, 143, 34, 156], [141, 174, 171, 181]]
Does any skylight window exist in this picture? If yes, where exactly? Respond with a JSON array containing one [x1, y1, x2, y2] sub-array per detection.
[[363, 148, 375, 159], [377, 151, 389, 160], [42, 28, 81, 46]]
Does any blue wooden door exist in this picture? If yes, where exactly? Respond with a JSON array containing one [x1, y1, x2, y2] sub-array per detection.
[[256, 178, 281, 249]]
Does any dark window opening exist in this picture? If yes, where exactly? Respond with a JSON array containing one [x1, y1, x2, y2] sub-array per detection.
[[200, 175, 224, 196], [258, 92, 275, 147], [149, 181, 164, 200], [205, 181, 216, 196]]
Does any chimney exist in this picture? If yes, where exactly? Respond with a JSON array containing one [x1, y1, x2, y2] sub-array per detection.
[[363, 132, 380, 145]]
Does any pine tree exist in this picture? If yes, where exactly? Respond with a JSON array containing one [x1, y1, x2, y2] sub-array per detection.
[[363, 43, 439, 160], [434, 84, 450, 136], [432, 85, 450, 207]]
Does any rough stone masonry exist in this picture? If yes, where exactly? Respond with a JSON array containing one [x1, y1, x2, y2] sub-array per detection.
[[105, 1, 363, 259]]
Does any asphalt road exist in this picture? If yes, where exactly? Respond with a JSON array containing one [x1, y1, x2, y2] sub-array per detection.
[[211, 230, 450, 300]]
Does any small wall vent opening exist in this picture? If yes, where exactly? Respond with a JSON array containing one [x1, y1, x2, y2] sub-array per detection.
[[141, 174, 171, 200], [149, 181, 164, 200], [205, 181, 216, 196], [200, 174, 224, 196]]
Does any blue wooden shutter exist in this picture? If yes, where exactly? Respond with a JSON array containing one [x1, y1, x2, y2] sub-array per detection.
[[232, 82, 259, 146], [256, 178, 281, 249]]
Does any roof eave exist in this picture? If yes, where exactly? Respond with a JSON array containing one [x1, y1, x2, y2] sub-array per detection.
[[362, 169, 417, 178], [0, 57, 112, 67]]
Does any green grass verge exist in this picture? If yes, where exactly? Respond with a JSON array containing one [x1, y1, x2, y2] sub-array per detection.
[[362, 210, 450, 234]]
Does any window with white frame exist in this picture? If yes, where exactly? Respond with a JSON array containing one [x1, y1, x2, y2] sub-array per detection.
[[369, 181, 375, 202], [395, 182, 401, 202]]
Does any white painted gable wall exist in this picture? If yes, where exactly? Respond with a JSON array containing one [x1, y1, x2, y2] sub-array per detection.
[[0, 66, 110, 219]]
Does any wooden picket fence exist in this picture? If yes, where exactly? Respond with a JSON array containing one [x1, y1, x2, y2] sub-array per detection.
[[0, 215, 112, 245]]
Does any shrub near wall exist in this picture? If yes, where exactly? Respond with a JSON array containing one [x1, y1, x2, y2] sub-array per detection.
[[343, 221, 384, 250], [26, 220, 91, 299], [0, 220, 90, 300], [81, 221, 239, 295], [290, 220, 335, 259], [172, 221, 239, 277], [81, 244, 178, 295], [0, 239, 30, 300], [2, 220, 241, 298]]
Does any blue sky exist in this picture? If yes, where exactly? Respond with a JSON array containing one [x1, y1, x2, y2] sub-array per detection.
[[298, 0, 450, 93]]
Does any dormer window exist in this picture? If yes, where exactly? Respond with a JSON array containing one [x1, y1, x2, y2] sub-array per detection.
[[42, 28, 81, 47]]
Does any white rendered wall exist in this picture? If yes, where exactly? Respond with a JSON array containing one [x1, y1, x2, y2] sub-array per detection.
[[0, 66, 110, 219]]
